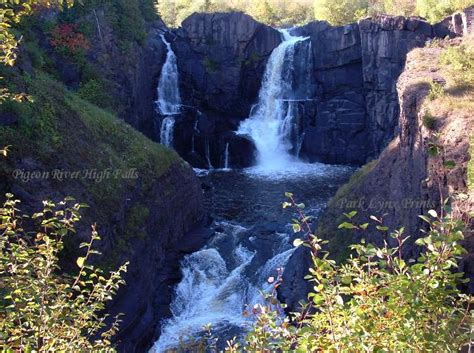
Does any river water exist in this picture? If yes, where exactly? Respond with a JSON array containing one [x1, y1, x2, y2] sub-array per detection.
[[151, 163, 354, 352]]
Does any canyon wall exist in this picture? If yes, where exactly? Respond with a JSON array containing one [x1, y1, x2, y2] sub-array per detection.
[[153, 11, 470, 168], [280, 37, 474, 312]]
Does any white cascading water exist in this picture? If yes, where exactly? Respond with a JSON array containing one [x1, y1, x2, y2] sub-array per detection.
[[237, 29, 309, 170], [151, 220, 296, 353], [156, 34, 181, 148], [157, 34, 181, 115], [151, 223, 256, 352], [160, 117, 175, 147]]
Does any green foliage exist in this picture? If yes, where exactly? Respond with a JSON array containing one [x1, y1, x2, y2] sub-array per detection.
[[156, 0, 314, 28], [0, 195, 127, 351], [416, 0, 474, 22], [317, 160, 378, 261], [428, 81, 445, 100], [107, 0, 147, 48], [440, 40, 474, 90], [422, 111, 437, 130], [124, 203, 149, 240], [78, 78, 112, 109], [314, 0, 369, 25], [234, 198, 472, 352], [0, 71, 180, 261]]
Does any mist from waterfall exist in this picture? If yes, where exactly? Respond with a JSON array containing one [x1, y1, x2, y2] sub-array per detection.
[[237, 29, 310, 170]]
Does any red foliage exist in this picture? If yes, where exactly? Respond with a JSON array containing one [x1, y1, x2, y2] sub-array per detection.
[[50, 24, 90, 54]]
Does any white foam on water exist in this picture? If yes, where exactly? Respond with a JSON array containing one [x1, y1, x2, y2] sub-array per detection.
[[151, 245, 255, 353]]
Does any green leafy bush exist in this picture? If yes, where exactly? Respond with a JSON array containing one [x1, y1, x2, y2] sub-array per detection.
[[235, 196, 472, 352], [440, 40, 474, 89], [0, 195, 127, 351], [428, 81, 445, 101], [422, 111, 437, 130], [78, 79, 112, 109]]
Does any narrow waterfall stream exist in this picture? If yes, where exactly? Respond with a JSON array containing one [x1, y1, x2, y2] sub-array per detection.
[[156, 33, 181, 147], [150, 29, 354, 353]]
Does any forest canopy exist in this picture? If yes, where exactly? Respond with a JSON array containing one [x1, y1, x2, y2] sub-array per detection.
[[155, 0, 474, 27]]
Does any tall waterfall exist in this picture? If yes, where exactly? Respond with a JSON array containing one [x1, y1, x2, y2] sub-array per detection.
[[237, 29, 310, 170], [156, 34, 181, 115], [156, 34, 181, 148]]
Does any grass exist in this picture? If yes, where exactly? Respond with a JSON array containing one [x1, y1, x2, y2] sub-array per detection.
[[0, 71, 182, 265]]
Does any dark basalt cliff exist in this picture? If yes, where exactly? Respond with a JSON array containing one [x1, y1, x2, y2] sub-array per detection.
[[1, 7, 210, 352], [279, 38, 474, 312], [164, 12, 282, 168], [150, 12, 467, 168]]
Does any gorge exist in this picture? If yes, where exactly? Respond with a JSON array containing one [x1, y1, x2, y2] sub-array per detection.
[[145, 8, 473, 352], [0, 2, 473, 352]]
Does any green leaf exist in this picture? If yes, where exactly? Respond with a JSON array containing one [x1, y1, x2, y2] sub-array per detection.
[[344, 211, 357, 219], [76, 257, 85, 268], [341, 276, 352, 285], [428, 210, 438, 218], [284, 192, 293, 198], [293, 238, 304, 247], [292, 223, 301, 233], [359, 223, 369, 230], [338, 222, 357, 230]]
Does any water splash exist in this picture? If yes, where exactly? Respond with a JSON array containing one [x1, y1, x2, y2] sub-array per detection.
[[237, 29, 310, 170], [151, 245, 255, 352], [156, 34, 181, 115], [160, 117, 175, 147]]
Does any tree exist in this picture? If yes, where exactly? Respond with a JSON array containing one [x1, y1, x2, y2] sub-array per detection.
[[416, 0, 474, 22], [313, 0, 369, 25], [0, 195, 127, 351], [1, 0, 71, 103]]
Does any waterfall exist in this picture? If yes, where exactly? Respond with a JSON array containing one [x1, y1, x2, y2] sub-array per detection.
[[156, 34, 181, 115], [296, 132, 305, 158], [205, 139, 213, 169], [237, 29, 310, 170], [224, 143, 230, 169], [160, 117, 175, 147], [152, 240, 256, 352]]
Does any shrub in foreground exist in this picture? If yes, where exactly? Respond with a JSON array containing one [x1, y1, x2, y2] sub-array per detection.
[[230, 195, 472, 352], [0, 195, 127, 351]]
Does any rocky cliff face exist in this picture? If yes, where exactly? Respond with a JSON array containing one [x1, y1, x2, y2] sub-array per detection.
[[147, 11, 471, 168], [160, 12, 281, 168], [1, 6, 210, 351], [294, 14, 468, 164], [279, 36, 474, 311]]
